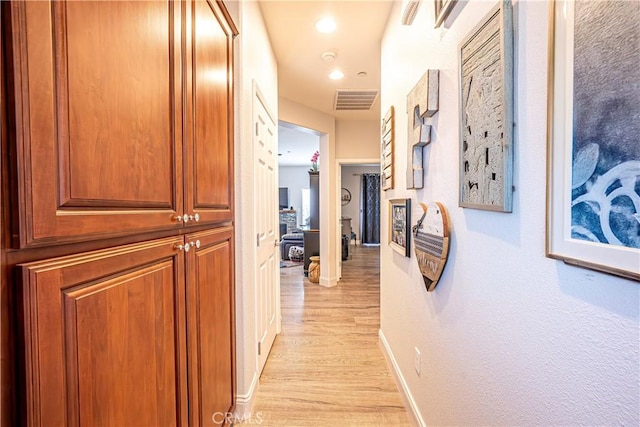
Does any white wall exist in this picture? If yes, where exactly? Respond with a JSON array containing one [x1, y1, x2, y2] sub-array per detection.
[[340, 165, 381, 243], [279, 166, 310, 226], [380, 1, 639, 426], [232, 0, 278, 415], [336, 120, 380, 159]]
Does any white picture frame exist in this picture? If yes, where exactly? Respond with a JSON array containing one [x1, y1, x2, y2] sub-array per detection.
[[546, 0, 640, 281]]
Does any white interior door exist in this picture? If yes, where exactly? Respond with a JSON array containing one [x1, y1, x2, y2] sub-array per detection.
[[253, 83, 280, 375], [337, 166, 342, 280]]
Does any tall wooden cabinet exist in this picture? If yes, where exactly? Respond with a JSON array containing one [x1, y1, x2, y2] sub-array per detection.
[[6, 0, 234, 248], [309, 171, 320, 230], [1, 1, 238, 426]]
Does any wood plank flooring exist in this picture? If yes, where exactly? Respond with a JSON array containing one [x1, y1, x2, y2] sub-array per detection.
[[239, 245, 411, 426]]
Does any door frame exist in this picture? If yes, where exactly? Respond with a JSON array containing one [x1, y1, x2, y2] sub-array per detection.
[[335, 158, 380, 279], [252, 81, 281, 376]]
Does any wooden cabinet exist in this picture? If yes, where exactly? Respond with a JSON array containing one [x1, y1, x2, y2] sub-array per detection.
[[184, 0, 236, 225], [185, 227, 235, 426], [18, 237, 189, 426], [18, 228, 236, 426], [2, 1, 238, 426], [309, 172, 320, 230], [5, 0, 235, 248]]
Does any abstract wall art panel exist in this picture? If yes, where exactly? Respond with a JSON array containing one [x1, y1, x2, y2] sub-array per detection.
[[459, 1, 514, 212], [547, 0, 640, 281]]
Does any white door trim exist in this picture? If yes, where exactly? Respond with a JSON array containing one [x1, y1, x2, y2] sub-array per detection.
[[335, 158, 380, 279], [253, 80, 281, 376]]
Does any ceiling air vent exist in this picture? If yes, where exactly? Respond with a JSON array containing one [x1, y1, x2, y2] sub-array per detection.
[[334, 89, 379, 111]]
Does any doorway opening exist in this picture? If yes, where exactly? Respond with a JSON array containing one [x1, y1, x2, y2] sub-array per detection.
[[337, 160, 380, 278]]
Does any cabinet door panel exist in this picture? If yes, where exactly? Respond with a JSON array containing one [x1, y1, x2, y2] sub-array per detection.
[[64, 2, 174, 205], [184, 0, 237, 224], [8, 1, 183, 246], [186, 227, 235, 425], [19, 237, 188, 427]]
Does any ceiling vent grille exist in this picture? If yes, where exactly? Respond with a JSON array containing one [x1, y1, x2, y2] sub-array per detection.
[[334, 89, 379, 111]]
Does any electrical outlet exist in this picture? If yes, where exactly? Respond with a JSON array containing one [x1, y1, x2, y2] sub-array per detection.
[[414, 347, 421, 376]]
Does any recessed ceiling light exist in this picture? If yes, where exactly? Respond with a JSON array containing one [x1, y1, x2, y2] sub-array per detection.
[[315, 17, 336, 33], [329, 70, 344, 80]]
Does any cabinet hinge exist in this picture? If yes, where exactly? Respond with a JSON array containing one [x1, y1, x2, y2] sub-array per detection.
[[258, 341, 262, 356], [257, 233, 260, 247], [256, 123, 259, 136]]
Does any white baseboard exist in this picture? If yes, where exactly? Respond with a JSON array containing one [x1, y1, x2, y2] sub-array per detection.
[[378, 329, 426, 427], [234, 370, 259, 416], [319, 276, 338, 287]]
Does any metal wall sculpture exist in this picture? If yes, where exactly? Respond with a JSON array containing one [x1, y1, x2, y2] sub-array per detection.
[[381, 106, 394, 191], [406, 70, 439, 189]]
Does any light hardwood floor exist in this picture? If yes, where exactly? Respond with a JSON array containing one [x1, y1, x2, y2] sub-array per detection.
[[238, 245, 411, 426]]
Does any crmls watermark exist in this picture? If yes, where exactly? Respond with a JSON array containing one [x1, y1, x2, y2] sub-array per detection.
[[211, 412, 265, 425]]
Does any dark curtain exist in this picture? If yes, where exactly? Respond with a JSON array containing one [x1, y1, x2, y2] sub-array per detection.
[[360, 173, 380, 244]]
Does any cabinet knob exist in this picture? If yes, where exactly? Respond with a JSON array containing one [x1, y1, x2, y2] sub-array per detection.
[[173, 214, 190, 223], [189, 213, 200, 222], [174, 243, 191, 252], [190, 240, 201, 249]]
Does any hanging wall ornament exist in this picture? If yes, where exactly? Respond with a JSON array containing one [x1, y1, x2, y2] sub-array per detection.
[[412, 202, 451, 291]]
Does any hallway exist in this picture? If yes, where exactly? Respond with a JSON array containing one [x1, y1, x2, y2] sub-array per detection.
[[241, 245, 411, 426]]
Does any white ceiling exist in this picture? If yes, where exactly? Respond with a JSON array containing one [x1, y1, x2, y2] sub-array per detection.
[[258, 0, 394, 165], [277, 123, 320, 166]]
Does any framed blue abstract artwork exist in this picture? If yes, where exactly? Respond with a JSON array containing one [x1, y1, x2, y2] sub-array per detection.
[[547, 0, 640, 281]]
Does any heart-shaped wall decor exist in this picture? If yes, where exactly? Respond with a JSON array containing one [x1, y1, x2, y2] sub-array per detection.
[[412, 202, 451, 292]]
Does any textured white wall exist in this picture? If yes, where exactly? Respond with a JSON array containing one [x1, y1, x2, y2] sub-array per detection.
[[232, 0, 278, 414], [379, 1, 639, 425]]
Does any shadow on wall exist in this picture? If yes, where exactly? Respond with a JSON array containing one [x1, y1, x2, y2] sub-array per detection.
[[556, 263, 639, 320]]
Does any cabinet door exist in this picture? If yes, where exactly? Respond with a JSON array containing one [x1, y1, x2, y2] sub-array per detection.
[[18, 237, 188, 426], [7, 1, 183, 247], [185, 227, 235, 426], [184, 0, 238, 225]]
